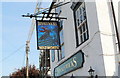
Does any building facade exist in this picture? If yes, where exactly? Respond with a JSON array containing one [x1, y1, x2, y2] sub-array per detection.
[[49, 0, 120, 77]]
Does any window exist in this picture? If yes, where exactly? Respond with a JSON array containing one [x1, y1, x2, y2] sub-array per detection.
[[57, 20, 65, 61], [73, 2, 89, 47], [51, 50, 55, 62]]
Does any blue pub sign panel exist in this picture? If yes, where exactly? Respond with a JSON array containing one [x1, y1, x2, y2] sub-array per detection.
[[54, 51, 84, 77], [36, 20, 60, 50]]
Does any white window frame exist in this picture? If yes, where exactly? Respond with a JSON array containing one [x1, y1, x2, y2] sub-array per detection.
[[74, 2, 89, 46]]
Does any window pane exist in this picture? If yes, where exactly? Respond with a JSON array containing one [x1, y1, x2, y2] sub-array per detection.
[[57, 50, 60, 61], [60, 20, 63, 28], [83, 24, 85, 32], [76, 10, 80, 26], [79, 26, 82, 34], [61, 45, 65, 58], [80, 15, 82, 23], [80, 35, 83, 43], [83, 12, 86, 20], [76, 11, 78, 26], [82, 4, 85, 12], [83, 33, 86, 41], [78, 30, 81, 44], [60, 30, 64, 44], [86, 31, 89, 40], [84, 23, 87, 31], [80, 8, 82, 14], [85, 32, 87, 40], [51, 50, 55, 62], [57, 45, 65, 61], [77, 9, 79, 17], [77, 19, 80, 26]]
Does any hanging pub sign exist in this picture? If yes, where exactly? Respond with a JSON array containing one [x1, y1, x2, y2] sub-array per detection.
[[36, 20, 60, 50]]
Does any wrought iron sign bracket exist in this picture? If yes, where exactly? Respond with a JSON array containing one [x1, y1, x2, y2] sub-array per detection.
[[22, 12, 67, 21]]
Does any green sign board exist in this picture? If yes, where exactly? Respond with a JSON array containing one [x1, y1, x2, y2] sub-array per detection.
[[54, 50, 84, 77]]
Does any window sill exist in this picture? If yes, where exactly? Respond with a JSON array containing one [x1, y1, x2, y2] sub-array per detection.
[[76, 38, 89, 48], [76, 38, 89, 49], [57, 57, 65, 65]]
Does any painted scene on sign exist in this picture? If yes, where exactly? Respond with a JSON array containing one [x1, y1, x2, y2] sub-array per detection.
[[37, 22, 60, 47]]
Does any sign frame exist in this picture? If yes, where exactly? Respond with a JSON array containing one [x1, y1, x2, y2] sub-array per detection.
[[54, 50, 84, 77], [36, 20, 60, 50]]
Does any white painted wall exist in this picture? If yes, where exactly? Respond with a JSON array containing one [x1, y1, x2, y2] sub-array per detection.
[[95, 0, 118, 76]]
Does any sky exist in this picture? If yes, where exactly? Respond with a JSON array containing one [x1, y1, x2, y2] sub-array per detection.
[[1, 1, 51, 76]]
